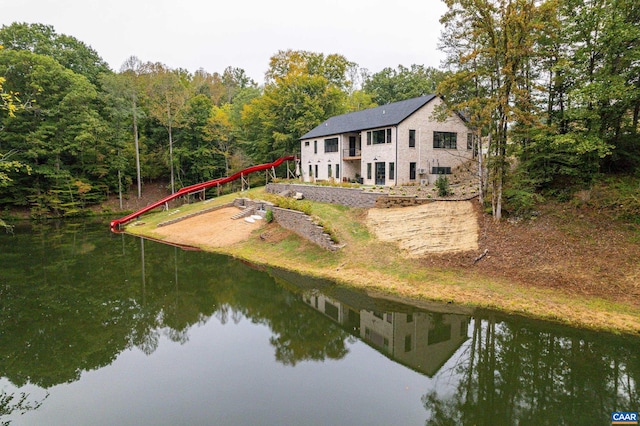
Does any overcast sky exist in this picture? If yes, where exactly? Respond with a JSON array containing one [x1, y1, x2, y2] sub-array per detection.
[[2, 0, 448, 84]]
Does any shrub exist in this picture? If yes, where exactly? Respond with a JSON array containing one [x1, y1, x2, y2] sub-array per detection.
[[265, 209, 274, 223], [435, 175, 450, 197]]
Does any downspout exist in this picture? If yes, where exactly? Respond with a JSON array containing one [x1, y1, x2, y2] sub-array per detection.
[[339, 134, 343, 182], [418, 128, 421, 183], [395, 126, 398, 186]]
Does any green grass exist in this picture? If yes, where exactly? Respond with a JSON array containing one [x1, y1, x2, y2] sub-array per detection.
[[125, 187, 640, 335]]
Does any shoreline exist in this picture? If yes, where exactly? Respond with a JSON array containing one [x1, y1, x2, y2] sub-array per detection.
[[123, 189, 640, 336]]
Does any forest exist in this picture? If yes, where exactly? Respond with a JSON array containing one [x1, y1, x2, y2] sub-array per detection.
[[0, 0, 638, 220]]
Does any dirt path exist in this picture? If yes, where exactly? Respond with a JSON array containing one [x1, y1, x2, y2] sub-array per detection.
[[366, 201, 479, 256], [153, 207, 263, 248]]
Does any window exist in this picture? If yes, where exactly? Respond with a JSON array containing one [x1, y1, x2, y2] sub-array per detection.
[[467, 133, 473, 150], [409, 129, 416, 148], [367, 163, 372, 180], [367, 128, 391, 145], [314, 140, 317, 154], [433, 131, 457, 149], [405, 334, 412, 352], [428, 323, 452, 346], [336, 164, 340, 179], [328, 164, 332, 178], [324, 302, 339, 321], [304, 141, 309, 147], [324, 137, 338, 153], [314, 164, 318, 178], [389, 162, 395, 180], [432, 167, 452, 175], [308, 165, 312, 178], [407, 313, 413, 323], [409, 162, 416, 180]]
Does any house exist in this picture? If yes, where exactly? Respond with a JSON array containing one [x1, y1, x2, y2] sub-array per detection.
[[299, 95, 474, 186], [302, 291, 470, 377]]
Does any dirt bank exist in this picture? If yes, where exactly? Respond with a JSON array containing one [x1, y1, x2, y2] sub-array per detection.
[[366, 201, 478, 256]]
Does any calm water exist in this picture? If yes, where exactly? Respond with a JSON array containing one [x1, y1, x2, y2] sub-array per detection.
[[1, 220, 638, 425]]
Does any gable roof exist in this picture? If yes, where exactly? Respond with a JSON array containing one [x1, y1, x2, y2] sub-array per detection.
[[300, 94, 437, 140]]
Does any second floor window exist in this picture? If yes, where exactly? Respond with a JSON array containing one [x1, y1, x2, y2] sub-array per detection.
[[324, 137, 338, 153], [433, 131, 457, 149], [367, 128, 392, 145], [409, 129, 416, 148]]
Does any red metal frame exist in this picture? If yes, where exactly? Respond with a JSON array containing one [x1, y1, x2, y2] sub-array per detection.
[[110, 155, 295, 230]]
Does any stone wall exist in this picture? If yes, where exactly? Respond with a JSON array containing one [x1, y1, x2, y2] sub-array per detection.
[[266, 183, 384, 208], [272, 207, 340, 251], [234, 197, 339, 251]]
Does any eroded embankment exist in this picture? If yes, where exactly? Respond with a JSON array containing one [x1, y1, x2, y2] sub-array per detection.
[[366, 201, 479, 256]]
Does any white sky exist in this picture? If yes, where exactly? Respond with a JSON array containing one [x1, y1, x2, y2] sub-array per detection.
[[1, 0, 447, 85]]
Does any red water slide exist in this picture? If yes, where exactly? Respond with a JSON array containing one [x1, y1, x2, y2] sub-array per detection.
[[110, 155, 296, 230]]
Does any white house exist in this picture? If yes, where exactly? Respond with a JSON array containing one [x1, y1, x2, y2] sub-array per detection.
[[299, 95, 474, 186]]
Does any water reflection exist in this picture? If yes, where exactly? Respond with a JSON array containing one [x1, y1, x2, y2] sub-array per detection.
[[0, 220, 638, 425], [301, 291, 470, 377]]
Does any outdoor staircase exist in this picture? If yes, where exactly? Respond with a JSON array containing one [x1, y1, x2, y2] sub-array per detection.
[[231, 206, 256, 220]]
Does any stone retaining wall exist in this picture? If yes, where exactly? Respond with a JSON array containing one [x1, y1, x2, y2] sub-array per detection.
[[266, 183, 383, 208], [272, 207, 339, 251], [234, 198, 339, 251], [267, 183, 477, 209]]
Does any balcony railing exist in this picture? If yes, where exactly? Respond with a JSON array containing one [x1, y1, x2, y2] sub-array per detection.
[[343, 148, 361, 159]]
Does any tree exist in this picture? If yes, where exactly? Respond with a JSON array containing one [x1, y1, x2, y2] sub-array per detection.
[[363, 64, 445, 105], [205, 103, 233, 176], [439, 0, 548, 220], [242, 73, 347, 162], [141, 62, 189, 193], [0, 49, 109, 215], [265, 49, 355, 90], [0, 22, 111, 86], [242, 50, 350, 163], [107, 56, 145, 199], [176, 94, 221, 184], [221, 66, 256, 104]]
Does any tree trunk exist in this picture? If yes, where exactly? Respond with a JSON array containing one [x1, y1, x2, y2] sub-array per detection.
[[169, 125, 175, 194], [477, 129, 484, 206], [133, 101, 142, 199]]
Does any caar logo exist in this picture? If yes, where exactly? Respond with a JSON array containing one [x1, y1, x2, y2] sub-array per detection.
[[612, 412, 639, 425]]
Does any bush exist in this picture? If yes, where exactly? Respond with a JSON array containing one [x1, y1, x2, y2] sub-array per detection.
[[435, 175, 450, 197], [265, 209, 274, 223], [503, 187, 543, 218]]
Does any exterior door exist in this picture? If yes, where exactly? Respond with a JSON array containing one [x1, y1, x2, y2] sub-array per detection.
[[349, 136, 356, 156], [375, 162, 386, 186]]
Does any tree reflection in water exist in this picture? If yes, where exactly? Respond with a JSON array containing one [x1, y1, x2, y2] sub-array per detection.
[[422, 315, 640, 425], [0, 220, 638, 425]]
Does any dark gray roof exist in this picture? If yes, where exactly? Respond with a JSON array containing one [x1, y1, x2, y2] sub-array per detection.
[[300, 94, 437, 140]]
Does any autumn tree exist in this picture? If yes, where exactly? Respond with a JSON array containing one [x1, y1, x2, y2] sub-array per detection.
[[242, 50, 350, 163], [0, 49, 108, 214], [439, 0, 550, 220], [141, 62, 189, 193]]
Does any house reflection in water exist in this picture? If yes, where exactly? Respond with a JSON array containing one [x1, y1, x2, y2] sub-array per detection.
[[302, 292, 470, 377]]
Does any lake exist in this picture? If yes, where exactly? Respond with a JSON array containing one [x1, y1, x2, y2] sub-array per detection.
[[1, 219, 638, 425]]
